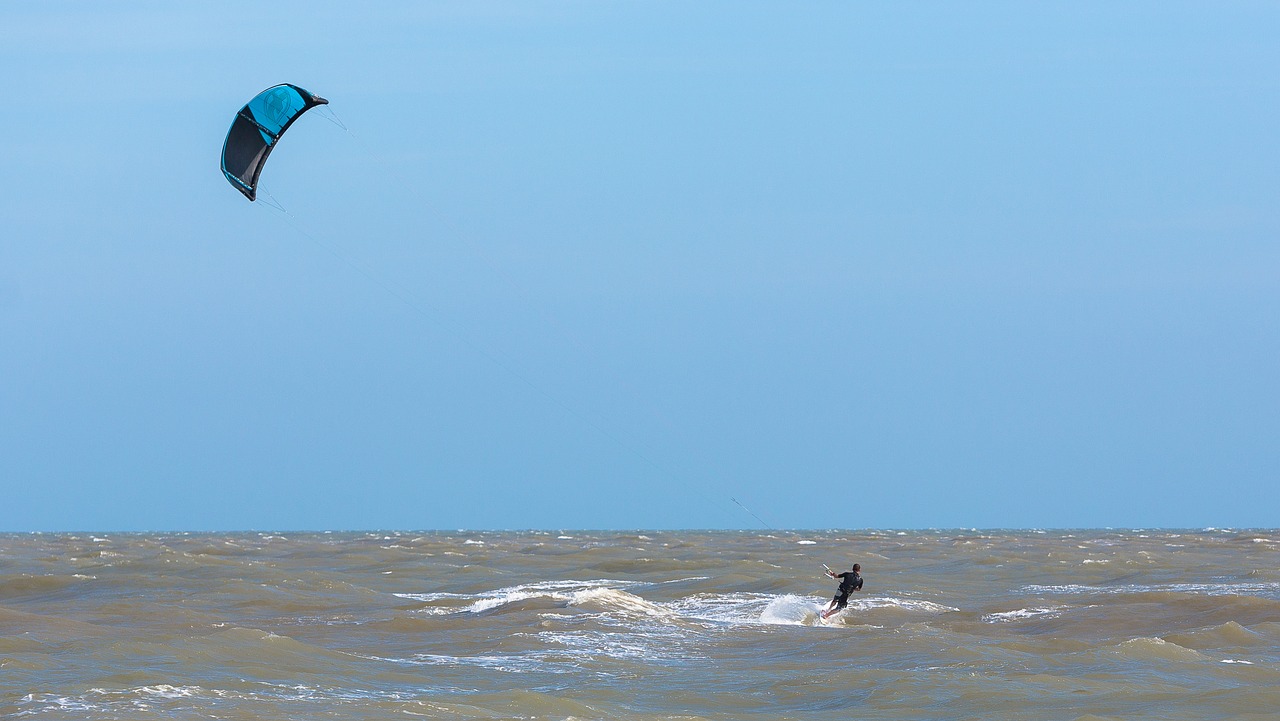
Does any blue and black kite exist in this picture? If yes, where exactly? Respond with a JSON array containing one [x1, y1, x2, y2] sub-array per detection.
[[220, 84, 327, 201]]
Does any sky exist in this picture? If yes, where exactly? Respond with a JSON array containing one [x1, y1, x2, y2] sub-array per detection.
[[1, 2, 1277, 532]]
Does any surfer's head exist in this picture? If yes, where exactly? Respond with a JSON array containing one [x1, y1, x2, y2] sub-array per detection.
[[852, 563, 860, 572]]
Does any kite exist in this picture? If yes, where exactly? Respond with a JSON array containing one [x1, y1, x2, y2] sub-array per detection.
[[220, 84, 327, 201]]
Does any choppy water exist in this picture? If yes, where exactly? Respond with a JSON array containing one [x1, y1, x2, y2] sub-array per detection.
[[3, 530, 1280, 720]]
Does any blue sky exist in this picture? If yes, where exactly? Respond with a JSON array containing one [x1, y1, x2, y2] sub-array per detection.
[[2, 2, 1277, 531]]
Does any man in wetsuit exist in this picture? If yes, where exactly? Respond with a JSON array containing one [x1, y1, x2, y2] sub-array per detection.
[[821, 563, 863, 619]]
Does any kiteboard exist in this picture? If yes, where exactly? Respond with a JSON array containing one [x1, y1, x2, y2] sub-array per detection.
[[820, 607, 849, 621]]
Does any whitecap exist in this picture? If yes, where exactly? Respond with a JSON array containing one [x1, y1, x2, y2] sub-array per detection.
[[982, 606, 1066, 623], [567, 587, 674, 618], [407, 652, 572, 674], [136, 685, 200, 699], [849, 597, 959, 614], [1025, 581, 1280, 599], [758, 594, 820, 625], [394, 591, 474, 602], [403, 579, 646, 615]]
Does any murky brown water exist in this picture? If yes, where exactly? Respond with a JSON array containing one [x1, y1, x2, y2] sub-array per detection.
[[3, 529, 1279, 719]]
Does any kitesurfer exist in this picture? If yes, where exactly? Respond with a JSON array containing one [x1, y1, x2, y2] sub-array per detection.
[[821, 563, 863, 619]]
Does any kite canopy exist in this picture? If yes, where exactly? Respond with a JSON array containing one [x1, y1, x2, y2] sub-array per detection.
[[221, 84, 327, 201]]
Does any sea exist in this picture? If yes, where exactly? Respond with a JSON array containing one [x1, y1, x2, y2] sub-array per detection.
[[3, 529, 1279, 720]]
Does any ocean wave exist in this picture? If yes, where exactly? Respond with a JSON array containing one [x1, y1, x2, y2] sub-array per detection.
[[404, 652, 573, 674], [657, 591, 780, 625], [758, 594, 820, 625], [982, 606, 1069, 623], [1163, 621, 1267, 650], [14, 682, 454, 718], [397, 583, 955, 630], [566, 587, 675, 618], [8, 530, 1280, 720], [0, 605, 111, 641], [849, 597, 959, 614], [1024, 581, 1280, 599], [688, 593, 960, 627], [588, 557, 716, 574], [537, 623, 706, 666], [160, 627, 363, 676], [1109, 637, 1206, 662], [398, 579, 650, 616], [0, 574, 91, 602]]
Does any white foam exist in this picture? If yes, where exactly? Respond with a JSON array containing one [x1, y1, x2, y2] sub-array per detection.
[[567, 587, 674, 618], [19, 694, 97, 714], [759, 594, 821, 625], [393, 591, 477, 612], [136, 685, 200, 699], [558, 625, 705, 664], [848, 596, 958, 614], [660, 592, 777, 625], [467, 593, 533, 613], [1025, 582, 1280, 599], [407, 653, 568, 674], [664, 591, 957, 628], [982, 606, 1066, 623], [402, 579, 644, 616]]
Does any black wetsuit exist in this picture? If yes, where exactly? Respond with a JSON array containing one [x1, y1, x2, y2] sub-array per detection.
[[831, 571, 863, 609]]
